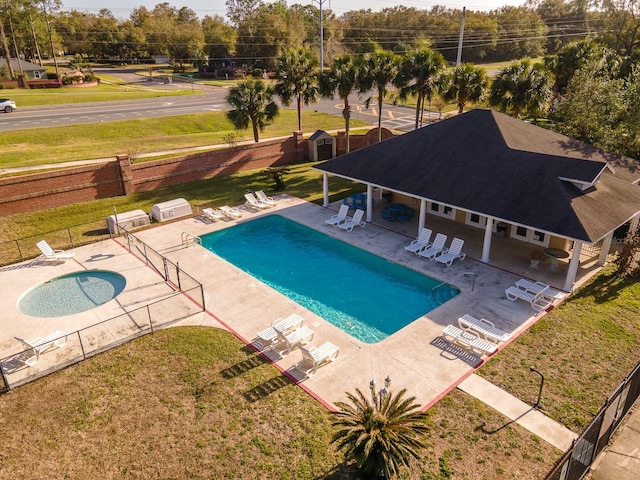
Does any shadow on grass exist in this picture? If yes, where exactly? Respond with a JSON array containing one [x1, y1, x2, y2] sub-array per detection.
[[220, 349, 269, 379], [567, 270, 634, 305], [242, 375, 291, 402]]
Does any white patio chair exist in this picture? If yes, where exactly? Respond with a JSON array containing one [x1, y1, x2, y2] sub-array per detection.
[[295, 341, 339, 376], [404, 228, 433, 254], [458, 314, 511, 343], [255, 190, 277, 205], [36, 240, 75, 262], [244, 192, 271, 209], [435, 237, 466, 266], [418, 233, 448, 260], [337, 209, 366, 232], [219, 205, 242, 218], [15, 330, 68, 367], [202, 208, 224, 221], [273, 325, 314, 356], [255, 314, 304, 349], [325, 204, 351, 227], [442, 324, 497, 356], [505, 285, 552, 311]]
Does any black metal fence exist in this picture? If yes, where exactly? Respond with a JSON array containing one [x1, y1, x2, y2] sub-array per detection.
[[545, 360, 640, 480], [0, 228, 206, 393], [0, 219, 113, 267]]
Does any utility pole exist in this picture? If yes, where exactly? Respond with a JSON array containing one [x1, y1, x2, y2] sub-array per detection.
[[456, 7, 465, 66], [312, 0, 327, 69]]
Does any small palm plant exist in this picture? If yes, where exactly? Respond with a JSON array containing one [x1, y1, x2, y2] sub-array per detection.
[[332, 378, 430, 479]]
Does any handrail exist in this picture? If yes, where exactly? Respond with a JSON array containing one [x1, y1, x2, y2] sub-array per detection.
[[432, 271, 476, 296], [181, 231, 202, 247]]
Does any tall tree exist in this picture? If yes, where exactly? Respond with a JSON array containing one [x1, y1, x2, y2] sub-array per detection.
[[358, 48, 400, 142], [395, 44, 445, 129], [442, 63, 488, 114], [274, 47, 319, 132], [332, 384, 430, 479], [489, 58, 552, 119], [226, 79, 279, 142], [319, 55, 359, 153]]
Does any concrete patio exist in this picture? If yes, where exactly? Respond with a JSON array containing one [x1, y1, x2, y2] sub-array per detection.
[[0, 194, 599, 451]]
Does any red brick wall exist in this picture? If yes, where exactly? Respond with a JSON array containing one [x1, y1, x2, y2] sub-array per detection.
[[0, 162, 123, 216], [0, 129, 393, 216]]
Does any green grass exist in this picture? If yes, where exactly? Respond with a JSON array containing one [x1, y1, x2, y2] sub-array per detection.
[[478, 265, 640, 431], [2, 80, 198, 107], [0, 110, 366, 169], [0, 326, 560, 479]]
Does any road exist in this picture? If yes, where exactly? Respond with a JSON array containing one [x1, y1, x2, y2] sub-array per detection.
[[0, 68, 434, 133]]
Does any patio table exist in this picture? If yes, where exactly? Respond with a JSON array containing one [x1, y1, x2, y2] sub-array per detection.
[[382, 203, 415, 222], [544, 248, 569, 268]]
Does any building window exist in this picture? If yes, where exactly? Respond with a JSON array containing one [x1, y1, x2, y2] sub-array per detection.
[[510, 225, 549, 246], [34, 71, 41, 79], [429, 202, 455, 219], [465, 212, 486, 228]]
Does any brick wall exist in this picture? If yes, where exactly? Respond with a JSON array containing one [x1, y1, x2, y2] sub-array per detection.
[[0, 129, 392, 215]]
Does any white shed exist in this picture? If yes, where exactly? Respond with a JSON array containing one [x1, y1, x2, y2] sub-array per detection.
[[151, 198, 192, 222]]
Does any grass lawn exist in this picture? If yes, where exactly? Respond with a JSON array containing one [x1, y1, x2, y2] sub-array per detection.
[[0, 110, 367, 169], [1, 164, 638, 477]]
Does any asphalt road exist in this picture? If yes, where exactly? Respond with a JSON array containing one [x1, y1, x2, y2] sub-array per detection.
[[0, 68, 433, 133]]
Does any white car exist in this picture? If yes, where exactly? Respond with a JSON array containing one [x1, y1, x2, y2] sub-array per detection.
[[0, 98, 17, 113]]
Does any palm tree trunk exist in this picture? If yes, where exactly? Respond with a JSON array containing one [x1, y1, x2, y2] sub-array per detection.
[[377, 91, 383, 142], [415, 93, 422, 130], [343, 96, 351, 153], [251, 119, 259, 142]]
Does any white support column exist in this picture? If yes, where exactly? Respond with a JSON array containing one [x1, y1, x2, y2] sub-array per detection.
[[322, 173, 329, 207], [366, 184, 373, 222], [481, 217, 494, 263], [418, 199, 426, 233], [630, 214, 640, 235], [563, 240, 583, 292], [597, 232, 613, 266]]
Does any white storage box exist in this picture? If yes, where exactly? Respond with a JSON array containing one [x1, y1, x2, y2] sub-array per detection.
[[107, 209, 150, 234], [151, 198, 192, 222]]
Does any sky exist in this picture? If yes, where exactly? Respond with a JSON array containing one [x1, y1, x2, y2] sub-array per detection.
[[62, 0, 530, 20]]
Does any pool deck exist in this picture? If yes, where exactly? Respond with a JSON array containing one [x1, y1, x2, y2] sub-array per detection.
[[0, 195, 588, 451]]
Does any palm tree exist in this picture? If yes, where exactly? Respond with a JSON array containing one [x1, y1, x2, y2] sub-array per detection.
[[274, 47, 320, 132], [318, 55, 359, 153], [225, 79, 279, 143], [358, 49, 400, 142], [395, 45, 445, 129], [442, 63, 488, 114], [332, 383, 430, 479], [489, 59, 552, 119]]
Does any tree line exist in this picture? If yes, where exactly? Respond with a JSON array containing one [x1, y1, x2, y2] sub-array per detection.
[[0, 0, 639, 73], [231, 39, 640, 162]]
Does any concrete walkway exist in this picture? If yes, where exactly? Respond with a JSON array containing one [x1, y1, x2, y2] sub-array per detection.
[[458, 374, 577, 451], [588, 402, 640, 480]]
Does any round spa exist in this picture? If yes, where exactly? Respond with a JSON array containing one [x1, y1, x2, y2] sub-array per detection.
[[18, 270, 126, 318]]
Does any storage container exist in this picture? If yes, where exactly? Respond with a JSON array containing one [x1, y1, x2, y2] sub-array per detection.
[[107, 209, 150, 234], [151, 198, 192, 222]]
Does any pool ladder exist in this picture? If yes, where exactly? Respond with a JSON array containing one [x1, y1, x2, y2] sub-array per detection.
[[181, 231, 202, 247], [432, 271, 476, 296]]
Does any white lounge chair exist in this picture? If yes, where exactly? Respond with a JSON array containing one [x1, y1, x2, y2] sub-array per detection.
[[255, 190, 277, 205], [16, 330, 67, 367], [418, 233, 448, 260], [435, 237, 466, 266], [36, 240, 75, 262], [458, 314, 511, 343], [256, 314, 304, 349], [273, 325, 315, 356], [338, 209, 366, 232], [245, 192, 271, 209], [325, 204, 351, 227], [296, 341, 339, 376], [202, 207, 224, 221], [442, 324, 498, 355], [505, 285, 552, 311], [219, 205, 242, 218], [404, 228, 433, 254]]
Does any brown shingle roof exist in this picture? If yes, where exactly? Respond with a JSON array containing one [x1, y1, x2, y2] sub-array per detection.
[[315, 109, 640, 243]]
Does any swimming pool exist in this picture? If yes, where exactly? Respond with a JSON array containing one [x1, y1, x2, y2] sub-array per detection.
[[18, 270, 126, 318], [201, 215, 459, 343]]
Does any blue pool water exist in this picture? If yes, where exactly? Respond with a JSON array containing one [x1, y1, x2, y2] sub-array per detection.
[[18, 270, 126, 318], [201, 215, 459, 343]]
